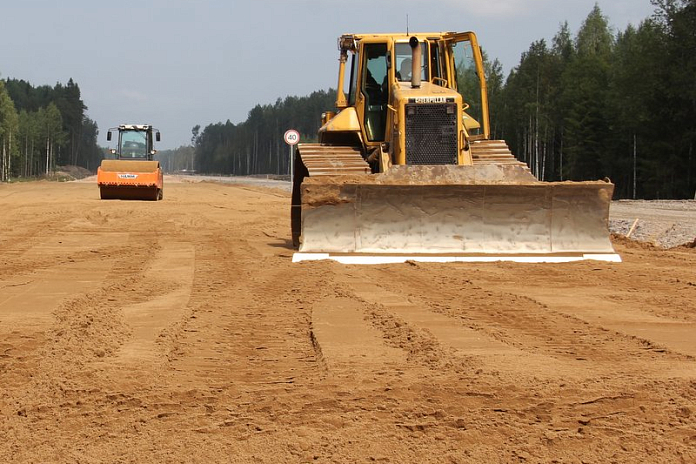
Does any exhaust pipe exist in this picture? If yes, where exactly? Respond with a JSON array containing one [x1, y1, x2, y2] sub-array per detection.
[[409, 36, 421, 88]]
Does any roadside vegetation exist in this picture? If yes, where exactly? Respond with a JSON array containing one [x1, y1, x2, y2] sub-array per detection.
[[0, 79, 102, 182]]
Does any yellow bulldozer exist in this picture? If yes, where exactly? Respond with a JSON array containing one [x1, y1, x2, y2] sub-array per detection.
[[291, 32, 620, 263], [97, 124, 163, 200]]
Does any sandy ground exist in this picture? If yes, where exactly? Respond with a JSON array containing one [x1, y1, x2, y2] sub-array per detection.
[[1, 177, 695, 463]]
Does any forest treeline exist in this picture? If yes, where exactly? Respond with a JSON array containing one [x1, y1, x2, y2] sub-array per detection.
[[183, 1, 695, 199], [179, 90, 336, 176], [1, 1, 694, 199], [152, 90, 336, 176], [0, 78, 102, 181], [490, 0, 695, 199]]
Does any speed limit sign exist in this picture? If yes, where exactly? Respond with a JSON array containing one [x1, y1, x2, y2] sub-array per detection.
[[284, 129, 300, 146], [285, 129, 300, 182]]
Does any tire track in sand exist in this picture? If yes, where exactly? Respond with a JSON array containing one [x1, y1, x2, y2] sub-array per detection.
[[373, 264, 696, 380], [314, 271, 560, 378], [114, 240, 195, 363], [311, 295, 407, 375]]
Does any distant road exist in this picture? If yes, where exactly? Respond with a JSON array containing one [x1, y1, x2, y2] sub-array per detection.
[[166, 173, 292, 192]]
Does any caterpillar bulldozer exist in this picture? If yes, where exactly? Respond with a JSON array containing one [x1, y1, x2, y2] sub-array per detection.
[[97, 124, 163, 200], [292, 32, 620, 263]]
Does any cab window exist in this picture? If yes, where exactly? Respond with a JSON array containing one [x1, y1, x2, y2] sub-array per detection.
[[120, 131, 147, 158], [347, 50, 358, 106], [451, 40, 484, 135], [394, 42, 427, 82], [362, 43, 388, 141]]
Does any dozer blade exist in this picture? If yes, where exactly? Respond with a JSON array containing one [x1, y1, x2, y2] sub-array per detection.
[[97, 160, 163, 201], [293, 165, 620, 264]]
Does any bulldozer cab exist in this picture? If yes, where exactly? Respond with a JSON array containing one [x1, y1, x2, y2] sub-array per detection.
[[343, 36, 439, 145], [336, 33, 487, 153]]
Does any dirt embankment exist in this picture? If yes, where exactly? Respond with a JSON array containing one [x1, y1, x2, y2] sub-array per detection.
[[1, 179, 695, 463]]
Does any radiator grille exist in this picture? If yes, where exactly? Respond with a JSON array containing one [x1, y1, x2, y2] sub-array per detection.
[[405, 103, 457, 164]]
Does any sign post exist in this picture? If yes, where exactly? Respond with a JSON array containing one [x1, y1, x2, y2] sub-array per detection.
[[283, 129, 300, 183]]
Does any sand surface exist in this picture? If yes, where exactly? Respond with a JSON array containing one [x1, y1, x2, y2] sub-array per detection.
[[1, 178, 695, 463]]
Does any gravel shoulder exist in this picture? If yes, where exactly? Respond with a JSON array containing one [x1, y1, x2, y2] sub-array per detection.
[[609, 200, 696, 248]]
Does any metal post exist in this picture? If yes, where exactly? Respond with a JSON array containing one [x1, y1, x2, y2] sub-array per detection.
[[284, 129, 300, 183], [633, 133, 637, 200]]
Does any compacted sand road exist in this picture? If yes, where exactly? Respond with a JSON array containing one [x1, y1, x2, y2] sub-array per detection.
[[1, 178, 695, 463]]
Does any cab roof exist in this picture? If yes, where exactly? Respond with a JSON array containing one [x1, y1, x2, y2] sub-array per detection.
[[118, 124, 153, 131], [338, 32, 473, 51]]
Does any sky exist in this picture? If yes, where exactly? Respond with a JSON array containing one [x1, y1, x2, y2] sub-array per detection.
[[0, 0, 656, 149]]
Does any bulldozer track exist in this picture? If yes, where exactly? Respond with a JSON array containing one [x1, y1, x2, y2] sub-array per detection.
[[296, 141, 529, 174], [470, 139, 529, 168], [297, 143, 370, 177]]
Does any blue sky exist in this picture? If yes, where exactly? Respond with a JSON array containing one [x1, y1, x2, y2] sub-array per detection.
[[0, 0, 656, 149]]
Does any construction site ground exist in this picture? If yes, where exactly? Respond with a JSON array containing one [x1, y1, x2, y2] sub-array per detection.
[[1, 177, 695, 463]]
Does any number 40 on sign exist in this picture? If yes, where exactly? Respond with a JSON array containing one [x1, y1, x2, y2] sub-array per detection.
[[284, 130, 300, 146]]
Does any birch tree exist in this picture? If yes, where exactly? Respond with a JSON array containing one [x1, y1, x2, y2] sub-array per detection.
[[0, 81, 19, 182]]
